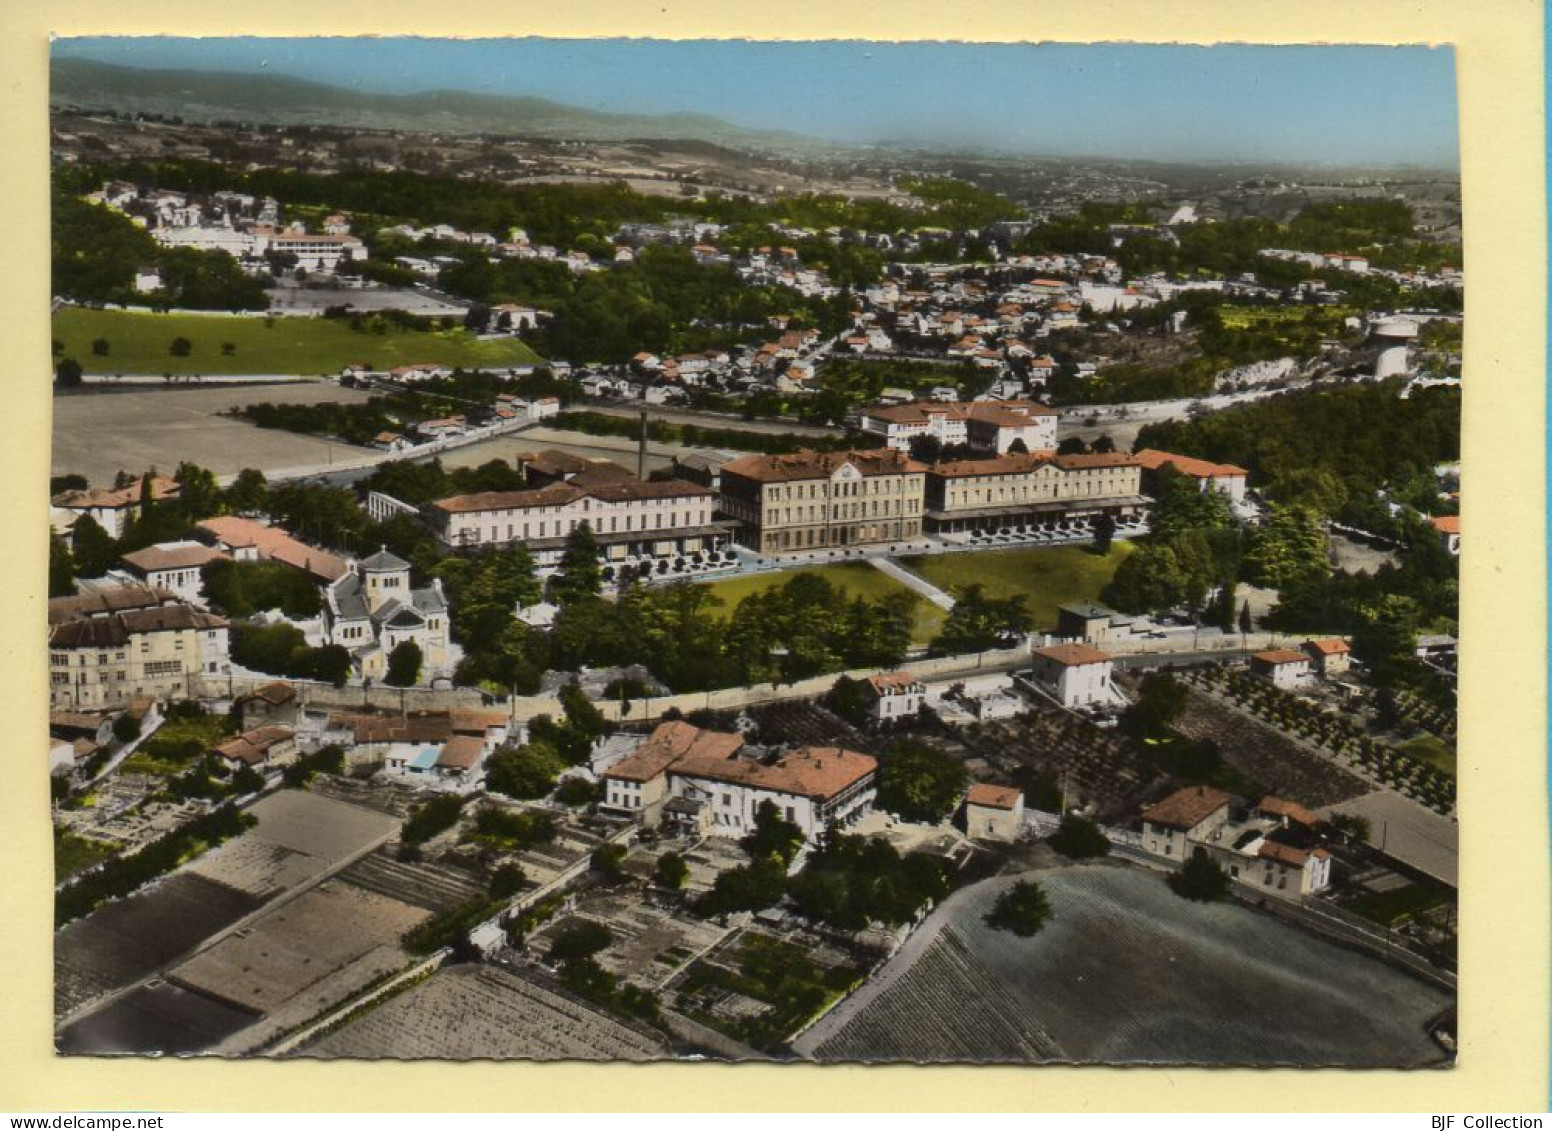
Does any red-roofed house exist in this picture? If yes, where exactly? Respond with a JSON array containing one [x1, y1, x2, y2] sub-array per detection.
[[1429, 513, 1460, 555], [601, 721, 876, 841], [965, 782, 1025, 841], [1140, 786, 1332, 895], [1250, 649, 1314, 691], [1028, 643, 1116, 708], [860, 671, 926, 724], [1302, 638, 1353, 677]]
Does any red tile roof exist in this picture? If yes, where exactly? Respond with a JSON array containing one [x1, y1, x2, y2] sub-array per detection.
[[1131, 449, 1248, 480], [721, 448, 925, 484], [1035, 643, 1113, 666], [966, 783, 1022, 810], [1142, 785, 1232, 830]]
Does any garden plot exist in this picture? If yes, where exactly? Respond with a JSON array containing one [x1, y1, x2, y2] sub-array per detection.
[[799, 866, 1451, 1066], [528, 890, 730, 991], [337, 848, 487, 913], [295, 964, 669, 1061], [57, 980, 260, 1057], [169, 880, 430, 1017], [668, 928, 875, 1055]]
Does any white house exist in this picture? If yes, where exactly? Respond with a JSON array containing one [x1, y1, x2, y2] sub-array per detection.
[[1028, 643, 1116, 708], [1249, 649, 1314, 691], [117, 541, 227, 606], [601, 720, 876, 842], [860, 671, 926, 724]]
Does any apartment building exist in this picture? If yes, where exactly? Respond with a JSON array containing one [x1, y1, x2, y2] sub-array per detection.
[[431, 468, 727, 567], [924, 451, 1147, 535], [48, 587, 230, 711]]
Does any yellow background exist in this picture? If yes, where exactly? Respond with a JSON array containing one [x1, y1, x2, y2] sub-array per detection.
[[2, 0, 1545, 1112]]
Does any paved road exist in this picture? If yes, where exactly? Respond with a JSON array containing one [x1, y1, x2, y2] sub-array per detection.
[[868, 556, 956, 610]]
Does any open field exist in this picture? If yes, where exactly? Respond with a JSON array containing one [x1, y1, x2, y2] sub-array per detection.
[[187, 789, 401, 899], [699, 561, 947, 646], [57, 980, 260, 1056], [55, 791, 399, 1025], [54, 872, 264, 1020], [798, 866, 1451, 1066], [171, 881, 429, 1016], [897, 543, 1135, 631], [296, 963, 670, 1061], [52, 382, 377, 482], [53, 307, 543, 376]]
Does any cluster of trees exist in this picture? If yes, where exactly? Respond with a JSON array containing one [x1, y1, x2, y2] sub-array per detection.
[[1135, 381, 1461, 520], [230, 622, 352, 686], [200, 559, 322, 619], [874, 742, 970, 824], [462, 805, 558, 852], [1103, 467, 1242, 622], [725, 572, 917, 684], [484, 684, 605, 800], [983, 879, 1052, 937], [51, 184, 267, 310], [402, 794, 464, 846], [929, 584, 1033, 655], [698, 806, 954, 933]]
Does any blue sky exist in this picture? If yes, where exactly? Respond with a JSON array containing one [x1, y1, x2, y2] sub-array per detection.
[[52, 37, 1459, 168]]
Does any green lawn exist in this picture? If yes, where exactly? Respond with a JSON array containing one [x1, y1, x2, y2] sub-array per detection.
[[54, 829, 117, 881], [700, 561, 947, 646], [119, 712, 235, 777], [53, 307, 544, 377], [1398, 733, 1456, 777], [896, 543, 1135, 632]]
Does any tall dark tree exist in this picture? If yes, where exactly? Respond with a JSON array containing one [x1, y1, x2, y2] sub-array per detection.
[[225, 468, 270, 515], [55, 357, 84, 389], [549, 521, 602, 605], [1092, 513, 1117, 555], [48, 532, 77, 598], [385, 640, 423, 687], [67, 514, 117, 579]]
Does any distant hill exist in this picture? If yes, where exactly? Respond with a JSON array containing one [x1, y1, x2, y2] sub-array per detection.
[[50, 57, 813, 149]]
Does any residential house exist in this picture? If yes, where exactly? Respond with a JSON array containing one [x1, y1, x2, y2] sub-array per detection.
[[215, 725, 298, 772], [117, 541, 227, 605], [1027, 643, 1116, 709], [860, 671, 926, 725], [964, 783, 1025, 842], [234, 681, 300, 730], [1249, 649, 1314, 690], [49, 589, 230, 710], [1429, 514, 1461, 555], [52, 475, 181, 540], [195, 517, 349, 585], [1303, 638, 1353, 677], [1142, 786, 1332, 895], [600, 720, 876, 841]]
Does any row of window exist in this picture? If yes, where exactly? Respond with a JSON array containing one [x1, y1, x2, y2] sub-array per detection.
[[766, 498, 913, 525], [764, 477, 918, 503]]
